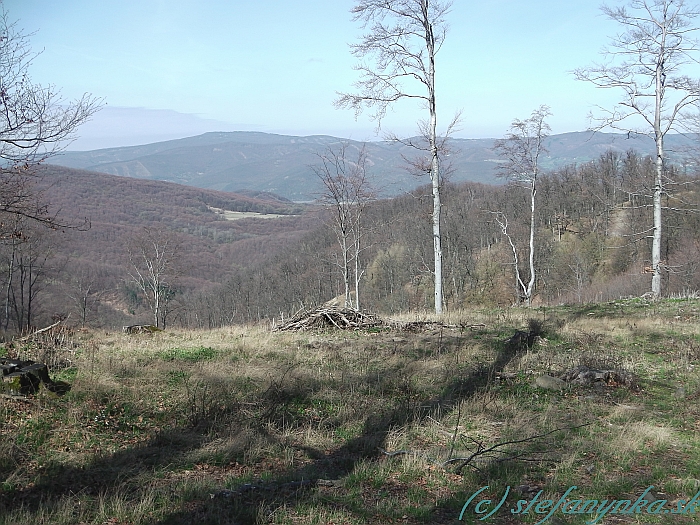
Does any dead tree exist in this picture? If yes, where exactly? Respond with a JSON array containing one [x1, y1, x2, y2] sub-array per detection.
[[312, 143, 374, 310], [127, 228, 181, 329]]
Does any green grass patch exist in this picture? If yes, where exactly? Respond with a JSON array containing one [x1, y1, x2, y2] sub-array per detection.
[[158, 345, 217, 361]]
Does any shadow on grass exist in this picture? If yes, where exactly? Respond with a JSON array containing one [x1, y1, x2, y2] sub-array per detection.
[[1, 329, 524, 525]]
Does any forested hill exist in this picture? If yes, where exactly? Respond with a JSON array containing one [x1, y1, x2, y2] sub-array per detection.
[[6, 149, 700, 332], [20, 166, 316, 328], [47, 131, 700, 200]]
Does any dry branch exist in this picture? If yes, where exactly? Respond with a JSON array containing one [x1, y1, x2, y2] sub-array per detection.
[[445, 423, 590, 474], [379, 423, 590, 475], [273, 305, 383, 332], [15, 319, 63, 342]]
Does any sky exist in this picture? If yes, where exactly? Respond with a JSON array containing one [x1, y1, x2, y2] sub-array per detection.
[[4, 0, 636, 150]]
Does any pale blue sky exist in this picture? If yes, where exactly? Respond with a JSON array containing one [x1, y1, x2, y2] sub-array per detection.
[[5, 0, 632, 149]]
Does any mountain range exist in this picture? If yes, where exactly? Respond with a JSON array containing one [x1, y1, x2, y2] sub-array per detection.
[[47, 131, 699, 200]]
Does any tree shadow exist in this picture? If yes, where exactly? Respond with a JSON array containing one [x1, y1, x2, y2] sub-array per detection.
[[146, 331, 524, 524], [1, 330, 523, 525]]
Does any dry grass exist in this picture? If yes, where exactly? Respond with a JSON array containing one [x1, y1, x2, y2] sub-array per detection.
[[1, 299, 700, 524]]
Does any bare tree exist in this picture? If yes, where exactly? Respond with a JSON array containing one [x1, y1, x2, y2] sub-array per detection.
[[0, 6, 98, 166], [336, 0, 454, 314], [127, 229, 181, 329], [313, 143, 374, 309], [66, 263, 105, 328], [1, 221, 54, 333], [575, 0, 700, 299], [493, 106, 551, 306], [0, 4, 98, 240]]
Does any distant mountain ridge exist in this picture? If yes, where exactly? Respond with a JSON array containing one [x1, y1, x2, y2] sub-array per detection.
[[48, 131, 699, 200]]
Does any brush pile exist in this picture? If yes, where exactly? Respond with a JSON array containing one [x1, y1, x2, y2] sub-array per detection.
[[274, 305, 384, 331]]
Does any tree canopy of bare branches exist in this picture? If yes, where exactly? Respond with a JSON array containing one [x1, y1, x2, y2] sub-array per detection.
[[0, 4, 99, 238], [336, 0, 454, 314], [575, 0, 700, 298], [0, 6, 99, 168], [127, 229, 181, 329], [313, 143, 374, 310], [493, 106, 551, 306]]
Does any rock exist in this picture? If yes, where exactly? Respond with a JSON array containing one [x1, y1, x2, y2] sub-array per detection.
[[535, 375, 567, 390], [2, 372, 26, 395], [516, 484, 541, 495], [559, 365, 638, 390], [21, 363, 52, 384]]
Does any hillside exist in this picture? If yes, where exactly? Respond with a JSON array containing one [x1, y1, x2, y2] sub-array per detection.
[[47, 131, 699, 200], [4, 146, 699, 332], [23, 166, 316, 328], [198, 149, 700, 323]]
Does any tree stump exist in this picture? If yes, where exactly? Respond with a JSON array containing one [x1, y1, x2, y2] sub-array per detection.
[[0, 358, 68, 396]]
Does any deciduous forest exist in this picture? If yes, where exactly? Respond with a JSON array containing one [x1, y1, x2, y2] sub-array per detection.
[[0, 147, 697, 334]]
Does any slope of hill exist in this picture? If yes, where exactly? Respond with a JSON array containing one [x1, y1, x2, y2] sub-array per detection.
[[48, 131, 698, 200], [25, 166, 316, 327], [9, 144, 700, 331]]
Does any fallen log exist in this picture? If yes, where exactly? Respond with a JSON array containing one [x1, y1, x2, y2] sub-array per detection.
[[123, 324, 162, 334]]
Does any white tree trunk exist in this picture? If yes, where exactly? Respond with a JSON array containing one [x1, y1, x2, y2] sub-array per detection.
[[431, 136, 442, 314], [427, 1, 442, 315], [525, 182, 537, 306], [354, 240, 361, 310], [342, 234, 351, 308], [652, 59, 664, 299], [153, 284, 160, 328], [652, 138, 663, 298]]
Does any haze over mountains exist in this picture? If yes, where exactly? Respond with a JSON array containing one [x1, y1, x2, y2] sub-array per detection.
[[48, 131, 699, 201]]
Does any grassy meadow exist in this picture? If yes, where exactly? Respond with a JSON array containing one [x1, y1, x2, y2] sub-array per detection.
[[1, 298, 700, 524]]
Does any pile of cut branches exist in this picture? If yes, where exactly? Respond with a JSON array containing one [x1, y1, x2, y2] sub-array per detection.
[[274, 305, 384, 331]]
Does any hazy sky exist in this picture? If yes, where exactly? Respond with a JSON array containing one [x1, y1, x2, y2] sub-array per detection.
[[5, 1, 631, 149]]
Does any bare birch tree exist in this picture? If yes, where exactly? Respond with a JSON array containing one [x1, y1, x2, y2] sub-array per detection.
[[336, 0, 453, 314], [313, 143, 374, 310], [493, 106, 551, 306], [66, 264, 105, 328], [127, 229, 180, 329], [575, 0, 700, 299]]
